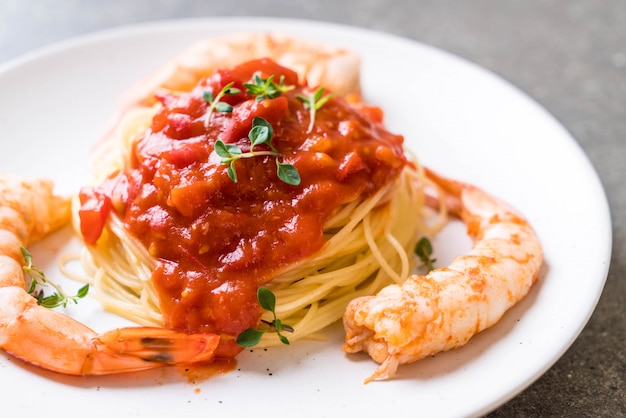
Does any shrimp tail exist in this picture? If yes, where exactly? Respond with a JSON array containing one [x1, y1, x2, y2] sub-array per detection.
[[84, 329, 219, 375], [91, 327, 219, 371], [0, 174, 219, 376], [0, 286, 219, 375]]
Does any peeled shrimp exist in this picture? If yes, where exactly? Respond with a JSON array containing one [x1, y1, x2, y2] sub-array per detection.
[[0, 174, 218, 375], [342, 169, 543, 383]]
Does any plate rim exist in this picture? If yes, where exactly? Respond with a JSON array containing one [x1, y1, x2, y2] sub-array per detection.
[[0, 16, 613, 418]]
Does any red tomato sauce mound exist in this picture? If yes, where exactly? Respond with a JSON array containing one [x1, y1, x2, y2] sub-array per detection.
[[79, 58, 406, 358]]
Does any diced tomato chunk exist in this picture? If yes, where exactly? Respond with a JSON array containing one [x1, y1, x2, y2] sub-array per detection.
[[336, 151, 368, 181], [78, 188, 113, 245]]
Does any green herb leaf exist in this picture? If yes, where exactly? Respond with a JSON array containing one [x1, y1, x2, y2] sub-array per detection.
[[215, 102, 234, 113], [236, 328, 265, 347], [213, 117, 301, 186], [77, 283, 90, 298], [202, 91, 214, 103], [236, 287, 293, 348], [21, 247, 89, 309], [248, 117, 274, 149], [213, 139, 230, 158], [257, 287, 276, 312], [243, 74, 294, 102], [227, 161, 238, 183], [203, 81, 239, 126], [296, 87, 335, 133], [224, 86, 241, 95], [214, 140, 242, 159], [39, 293, 66, 309], [415, 237, 436, 272], [276, 160, 301, 186]]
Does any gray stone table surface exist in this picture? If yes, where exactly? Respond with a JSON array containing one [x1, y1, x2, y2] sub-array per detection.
[[0, 1, 624, 416]]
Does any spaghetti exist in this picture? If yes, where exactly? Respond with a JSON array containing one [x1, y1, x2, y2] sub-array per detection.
[[72, 58, 446, 355]]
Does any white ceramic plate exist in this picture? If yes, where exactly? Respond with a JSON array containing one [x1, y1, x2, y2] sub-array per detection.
[[0, 18, 611, 418]]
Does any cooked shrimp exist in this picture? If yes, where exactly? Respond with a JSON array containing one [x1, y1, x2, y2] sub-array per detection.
[[97, 32, 362, 171], [342, 169, 543, 383], [0, 174, 219, 375], [130, 32, 361, 106]]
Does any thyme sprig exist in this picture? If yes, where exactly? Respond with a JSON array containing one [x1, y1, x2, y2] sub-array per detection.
[[21, 247, 89, 309], [214, 117, 301, 186], [414, 237, 436, 272], [243, 74, 294, 102], [236, 287, 294, 347], [203, 82, 241, 126], [296, 87, 335, 133]]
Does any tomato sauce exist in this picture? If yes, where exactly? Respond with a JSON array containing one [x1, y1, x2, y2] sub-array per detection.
[[79, 59, 406, 358]]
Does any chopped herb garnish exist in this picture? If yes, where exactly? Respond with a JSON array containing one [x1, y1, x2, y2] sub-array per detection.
[[203, 82, 241, 126], [243, 74, 294, 102], [214, 117, 301, 186], [236, 287, 294, 347], [21, 247, 89, 309], [296, 87, 335, 133], [414, 237, 436, 272]]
